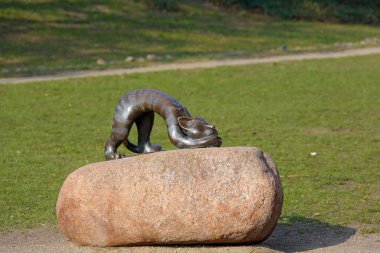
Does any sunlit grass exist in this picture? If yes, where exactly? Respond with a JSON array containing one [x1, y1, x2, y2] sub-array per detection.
[[0, 54, 379, 233]]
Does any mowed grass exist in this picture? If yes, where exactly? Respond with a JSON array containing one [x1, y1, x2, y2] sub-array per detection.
[[0, 54, 379, 233], [1, 0, 380, 77]]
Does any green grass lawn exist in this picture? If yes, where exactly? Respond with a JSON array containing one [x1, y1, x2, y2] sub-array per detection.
[[1, 0, 380, 77], [0, 54, 379, 234]]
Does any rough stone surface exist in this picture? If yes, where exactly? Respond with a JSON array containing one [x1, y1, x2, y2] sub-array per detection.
[[56, 147, 283, 247]]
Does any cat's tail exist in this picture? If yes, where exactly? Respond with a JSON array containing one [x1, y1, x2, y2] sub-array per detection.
[[123, 139, 140, 153]]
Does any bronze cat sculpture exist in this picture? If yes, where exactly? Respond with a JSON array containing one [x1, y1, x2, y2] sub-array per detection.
[[104, 89, 222, 160]]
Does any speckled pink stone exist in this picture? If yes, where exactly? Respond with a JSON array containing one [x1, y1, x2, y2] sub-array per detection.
[[56, 147, 283, 246]]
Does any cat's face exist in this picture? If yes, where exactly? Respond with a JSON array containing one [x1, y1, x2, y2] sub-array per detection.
[[178, 116, 219, 139]]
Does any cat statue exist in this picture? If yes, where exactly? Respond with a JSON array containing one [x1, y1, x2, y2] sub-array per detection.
[[105, 89, 222, 160]]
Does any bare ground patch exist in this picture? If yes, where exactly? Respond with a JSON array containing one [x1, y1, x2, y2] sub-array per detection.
[[1, 221, 379, 253], [1, 47, 380, 85]]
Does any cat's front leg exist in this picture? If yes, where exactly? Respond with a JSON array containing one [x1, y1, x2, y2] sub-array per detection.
[[135, 112, 163, 154]]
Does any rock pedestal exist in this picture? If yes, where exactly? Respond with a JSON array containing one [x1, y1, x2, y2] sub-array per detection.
[[56, 147, 283, 246]]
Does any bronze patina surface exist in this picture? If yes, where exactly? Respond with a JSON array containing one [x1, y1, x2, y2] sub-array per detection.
[[105, 89, 222, 160]]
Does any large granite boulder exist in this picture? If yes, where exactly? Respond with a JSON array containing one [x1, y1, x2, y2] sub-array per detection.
[[56, 147, 283, 246]]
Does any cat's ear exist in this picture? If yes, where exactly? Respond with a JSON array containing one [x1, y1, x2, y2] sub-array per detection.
[[178, 117, 194, 130]]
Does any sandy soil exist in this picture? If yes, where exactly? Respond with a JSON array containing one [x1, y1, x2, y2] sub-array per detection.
[[1, 47, 380, 85], [1, 222, 379, 253]]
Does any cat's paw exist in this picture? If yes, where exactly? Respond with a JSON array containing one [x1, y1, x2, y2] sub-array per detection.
[[105, 153, 126, 160], [115, 153, 127, 159], [205, 135, 222, 147], [143, 143, 163, 153], [212, 136, 222, 147]]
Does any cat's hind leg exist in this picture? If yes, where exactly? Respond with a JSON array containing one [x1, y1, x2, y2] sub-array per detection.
[[134, 111, 162, 153], [104, 119, 133, 160]]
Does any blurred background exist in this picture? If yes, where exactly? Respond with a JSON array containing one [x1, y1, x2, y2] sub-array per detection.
[[1, 0, 379, 77]]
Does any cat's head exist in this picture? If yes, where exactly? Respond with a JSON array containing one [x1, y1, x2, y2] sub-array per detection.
[[178, 116, 219, 139]]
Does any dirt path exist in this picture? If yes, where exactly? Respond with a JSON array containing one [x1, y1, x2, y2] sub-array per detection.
[[1, 47, 380, 85], [1, 222, 379, 253]]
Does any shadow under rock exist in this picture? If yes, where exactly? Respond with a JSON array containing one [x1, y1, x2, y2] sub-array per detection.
[[261, 216, 356, 252], [91, 217, 356, 253]]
